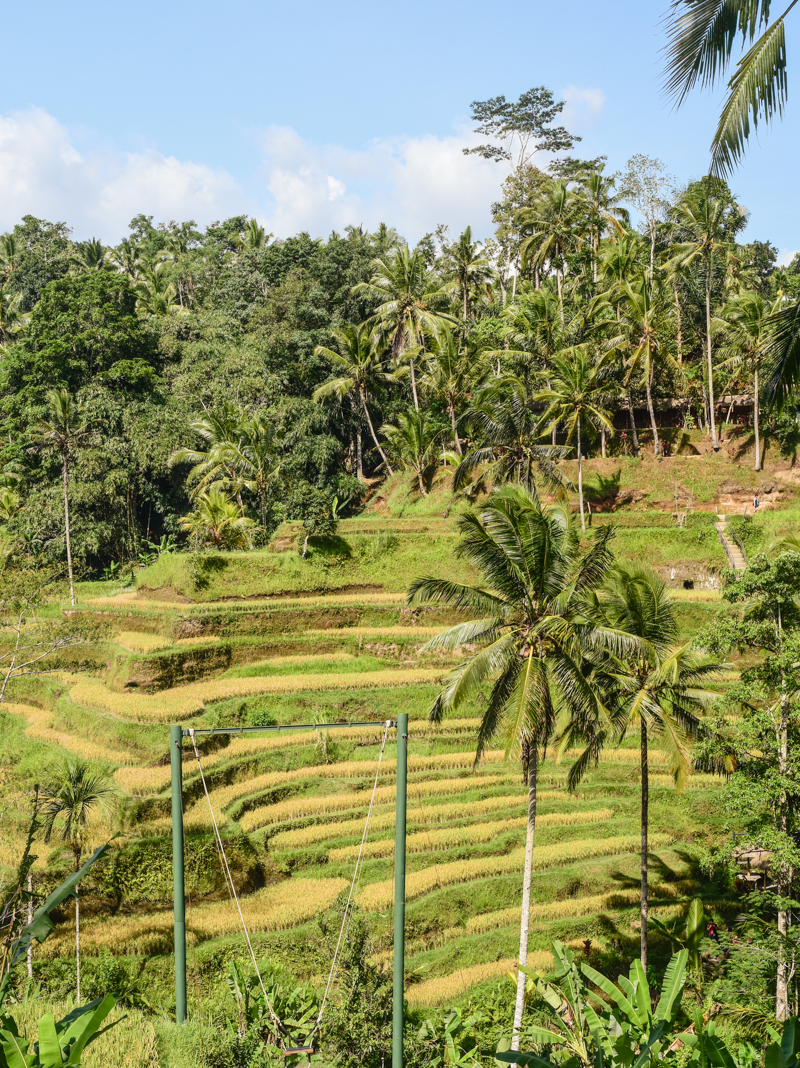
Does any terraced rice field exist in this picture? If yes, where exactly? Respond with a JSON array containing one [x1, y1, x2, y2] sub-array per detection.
[[0, 511, 736, 1012]]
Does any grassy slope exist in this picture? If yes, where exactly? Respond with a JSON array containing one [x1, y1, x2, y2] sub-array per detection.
[[1, 455, 797, 1065]]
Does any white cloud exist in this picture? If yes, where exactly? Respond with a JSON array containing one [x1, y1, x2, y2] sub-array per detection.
[[777, 248, 799, 267], [561, 86, 606, 129], [0, 107, 245, 241], [256, 124, 503, 240], [0, 90, 606, 245]]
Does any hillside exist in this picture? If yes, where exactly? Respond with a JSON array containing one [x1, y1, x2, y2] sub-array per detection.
[[0, 454, 782, 1054]]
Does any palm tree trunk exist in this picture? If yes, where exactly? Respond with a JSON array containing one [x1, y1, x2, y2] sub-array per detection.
[[75, 890, 81, 1002], [360, 391, 394, 476], [512, 746, 538, 1050], [449, 402, 462, 456], [62, 454, 75, 607], [356, 428, 364, 481], [673, 280, 683, 364], [601, 424, 606, 459], [753, 364, 761, 471], [577, 416, 585, 534], [416, 467, 428, 497], [706, 252, 718, 448], [640, 720, 649, 970], [645, 372, 660, 457], [409, 359, 420, 413], [627, 393, 640, 450], [26, 872, 33, 979], [556, 269, 564, 325], [777, 648, 790, 1020]]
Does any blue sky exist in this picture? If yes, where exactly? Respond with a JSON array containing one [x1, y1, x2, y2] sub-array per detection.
[[1, 0, 796, 257]]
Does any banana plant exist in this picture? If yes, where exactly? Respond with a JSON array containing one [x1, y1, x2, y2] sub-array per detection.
[[0, 995, 117, 1067], [498, 940, 689, 1068], [675, 1008, 738, 1068], [418, 1008, 483, 1068], [649, 898, 707, 973], [765, 1018, 800, 1068]]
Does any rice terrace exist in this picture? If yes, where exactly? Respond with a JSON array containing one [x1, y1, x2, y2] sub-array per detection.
[[3, 3, 800, 1067]]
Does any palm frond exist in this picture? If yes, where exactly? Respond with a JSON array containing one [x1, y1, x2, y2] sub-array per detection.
[[765, 297, 800, 407], [710, 14, 789, 176], [663, 0, 771, 105]]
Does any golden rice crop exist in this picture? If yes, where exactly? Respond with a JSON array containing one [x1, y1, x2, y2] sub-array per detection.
[[356, 833, 673, 912], [68, 667, 445, 722], [650, 773, 720, 788], [3, 703, 132, 764], [43, 877, 348, 957], [184, 749, 507, 826], [304, 626, 444, 638], [113, 631, 172, 653], [464, 883, 706, 934], [405, 953, 553, 1008], [116, 718, 487, 796], [239, 774, 521, 832], [328, 808, 614, 862], [268, 792, 558, 849], [174, 635, 222, 647]]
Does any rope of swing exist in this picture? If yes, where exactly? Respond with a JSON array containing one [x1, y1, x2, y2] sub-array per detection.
[[188, 729, 288, 1047]]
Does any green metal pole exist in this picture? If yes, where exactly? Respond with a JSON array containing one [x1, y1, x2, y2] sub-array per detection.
[[171, 724, 187, 1024], [393, 714, 407, 1068]]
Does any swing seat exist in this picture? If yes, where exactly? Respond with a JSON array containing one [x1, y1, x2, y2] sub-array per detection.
[[283, 1047, 314, 1057]]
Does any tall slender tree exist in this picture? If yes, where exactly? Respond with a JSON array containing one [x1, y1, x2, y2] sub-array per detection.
[[32, 390, 88, 607], [313, 324, 397, 477], [408, 489, 626, 1048], [352, 246, 457, 411], [562, 566, 726, 968], [41, 761, 113, 1003], [534, 349, 613, 532]]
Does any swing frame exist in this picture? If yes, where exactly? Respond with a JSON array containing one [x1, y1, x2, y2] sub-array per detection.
[[170, 715, 408, 1068]]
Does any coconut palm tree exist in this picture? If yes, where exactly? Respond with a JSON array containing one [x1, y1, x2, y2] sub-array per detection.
[[169, 406, 248, 509], [134, 261, 180, 315], [236, 219, 271, 251], [446, 226, 494, 322], [616, 278, 679, 457], [180, 486, 254, 549], [41, 760, 113, 1002], [533, 349, 613, 533], [453, 375, 572, 500], [32, 390, 88, 606], [353, 246, 457, 411], [418, 330, 476, 455], [111, 237, 142, 278], [516, 180, 580, 320], [408, 488, 626, 1048], [71, 238, 111, 272], [663, 0, 797, 177], [665, 182, 732, 449], [313, 325, 396, 477], [380, 410, 442, 496], [0, 287, 28, 346], [574, 166, 630, 284], [561, 566, 728, 968], [717, 291, 780, 470], [0, 234, 19, 284], [214, 416, 282, 528]]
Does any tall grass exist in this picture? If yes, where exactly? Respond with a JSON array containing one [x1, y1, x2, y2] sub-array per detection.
[[357, 834, 673, 911], [328, 808, 614, 861]]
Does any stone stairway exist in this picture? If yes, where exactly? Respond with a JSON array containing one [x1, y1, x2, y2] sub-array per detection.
[[714, 514, 746, 571]]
